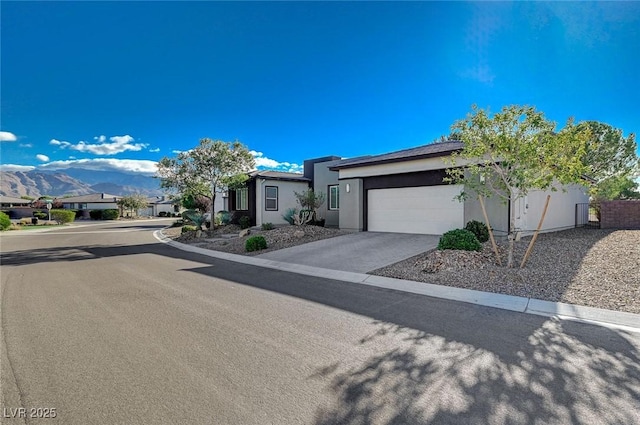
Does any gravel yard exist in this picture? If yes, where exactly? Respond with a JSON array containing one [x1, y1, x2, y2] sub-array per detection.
[[372, 228, 640, 314], [163, 224, 639, 314], [162, 224, 348, 256]]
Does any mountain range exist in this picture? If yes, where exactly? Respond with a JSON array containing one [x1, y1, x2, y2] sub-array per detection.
[[0, 169, 164, 198]]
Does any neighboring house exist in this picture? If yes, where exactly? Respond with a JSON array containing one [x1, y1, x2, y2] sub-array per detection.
[[228, 171, 311, 226], [58, 193, 121, 214], [323, 141, 589, 236], [139, 196, 181, 217], [0, 195, 32, 208]]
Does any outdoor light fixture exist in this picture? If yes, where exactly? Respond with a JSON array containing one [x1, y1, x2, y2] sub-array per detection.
[[346, 183, 350, 193]]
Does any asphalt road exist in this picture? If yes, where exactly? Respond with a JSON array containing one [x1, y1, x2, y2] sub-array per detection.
[[1, 220, 639, 425]]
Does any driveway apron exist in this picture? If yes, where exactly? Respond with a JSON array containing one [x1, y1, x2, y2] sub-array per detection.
[[256, 231, 439, 273]]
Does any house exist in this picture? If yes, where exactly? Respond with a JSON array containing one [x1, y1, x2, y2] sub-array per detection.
[[320, 141, 589, 236], [0, 195, 33, 208], [58, 193, 121, 218], [228, 171, 311, 226], [139, 196, 181, 217]]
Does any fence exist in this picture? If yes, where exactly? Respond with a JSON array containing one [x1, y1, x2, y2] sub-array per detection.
[[575, 203, 600, 228]]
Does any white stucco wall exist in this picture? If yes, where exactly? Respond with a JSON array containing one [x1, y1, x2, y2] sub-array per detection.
[[255, 179, 309, 226]]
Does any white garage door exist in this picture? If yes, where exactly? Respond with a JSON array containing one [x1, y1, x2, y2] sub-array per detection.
[[368, 185, 464, 234]]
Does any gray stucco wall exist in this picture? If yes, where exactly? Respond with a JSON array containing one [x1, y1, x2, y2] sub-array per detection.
[[338, 178, 364, 232], [313, 160, 341, 227], [464, 194, 509, 238]]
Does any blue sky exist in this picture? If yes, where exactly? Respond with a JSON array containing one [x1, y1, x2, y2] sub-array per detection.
[[1, 1, 639, 176]]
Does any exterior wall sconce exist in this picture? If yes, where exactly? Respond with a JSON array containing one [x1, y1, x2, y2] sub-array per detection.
[[346, 183, 350, 193]]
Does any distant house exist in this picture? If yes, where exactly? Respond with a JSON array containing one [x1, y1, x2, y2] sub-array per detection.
[[139, 196, 180, 217], [57, 193, 121, 218], [0, 195, 32, 208]]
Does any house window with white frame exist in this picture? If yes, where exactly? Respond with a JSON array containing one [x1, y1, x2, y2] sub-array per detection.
[[236, 187, 248, 211], [329, 185, 339, 210], [265, 186, 278, 211]]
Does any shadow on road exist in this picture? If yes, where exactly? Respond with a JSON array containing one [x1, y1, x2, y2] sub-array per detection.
[[2, 235, 639, 424]]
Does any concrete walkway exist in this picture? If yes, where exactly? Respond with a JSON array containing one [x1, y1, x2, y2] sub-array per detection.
[[256, 231, 440, 273]]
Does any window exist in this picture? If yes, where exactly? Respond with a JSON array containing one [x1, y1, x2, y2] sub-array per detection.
[[265, 186, 278, 211], [329, 185, 339, 210], [236, 188, 248, 211], [79, 203, 87, 210]]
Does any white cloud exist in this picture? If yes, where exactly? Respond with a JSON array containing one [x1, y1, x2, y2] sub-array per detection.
[[20, 143, 33, 148], [149, 148, 160, 153], [49, 135, 147, 155], [0, 131, 18, 142], [38, 158, 158, 175], [250, 150, 303, 173], [0, 164, 35, 172], [36, 154, 50, 162]]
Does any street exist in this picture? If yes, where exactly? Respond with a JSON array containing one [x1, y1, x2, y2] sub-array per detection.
[[1, 220, 639, 424]]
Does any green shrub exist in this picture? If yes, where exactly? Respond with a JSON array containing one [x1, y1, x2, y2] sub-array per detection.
[[33, 211, 48, 219], [182, 225, 197, 233], [239, 215, 251, 229], [89, 209, 103, 220], [216, 210, 232, 225], [464, 220, 489, 243], [261, 222, 274, 230], [282, 207, 298, 225], [158, 211, 168, 217], [245, 235, 267, 252], [0, 211, 11, 231], [172, 219, 184, 227], [437, 229, 482, 252], [50, 209, 76, 224], [101, 209, 120, 220]]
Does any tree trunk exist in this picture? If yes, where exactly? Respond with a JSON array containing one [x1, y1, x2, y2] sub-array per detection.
[[507, 191, 516, 268]]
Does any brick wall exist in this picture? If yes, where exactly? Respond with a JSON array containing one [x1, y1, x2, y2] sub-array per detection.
[[600, 200, 640, 229]]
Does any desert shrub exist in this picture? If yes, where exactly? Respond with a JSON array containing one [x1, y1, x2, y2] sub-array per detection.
[[89, 209, 103, 220], [261, 222, 274, 230], [437, 229, 482, 252], [181, 225, 197, 233], [245, 235, 267, 252], [216, 210, 232, 225], [282, 207, 298, 225], [102, 209, 120, 220], [158, 211, 168, 217], [239, 215, 251, 229], [171, 219, 184, 227], [33, 211, 47, 219], [464, 220, 489, 243], [0, 211, 11, 231], [50, 209, 76, 224]]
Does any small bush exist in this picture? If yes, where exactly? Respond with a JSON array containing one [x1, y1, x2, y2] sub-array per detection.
[[261, 222, 274, 230], [437, 229, 482, 252], [89, 209, 103, 220], [239, 215, 251, 229], [464, 220, 489, 243], [282, 207, 298, 225], [102, 209, 120, 220], [50, 209, 76, 224], [216, 210, 232, 225], [172, 219, 184, 227], [33, 211, 47, 219], [245, 235, 267, 252], [158, 211, 168, 217], [182, 225, 197, 233], [0, 211, 11, 231]]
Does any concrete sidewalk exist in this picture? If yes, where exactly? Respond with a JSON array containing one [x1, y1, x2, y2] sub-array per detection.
[[154, 231, 640, 332], [256, 232, 439, 273]]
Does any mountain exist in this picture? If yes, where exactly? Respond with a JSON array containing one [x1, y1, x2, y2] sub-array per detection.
[[0, 169, 163, 198]]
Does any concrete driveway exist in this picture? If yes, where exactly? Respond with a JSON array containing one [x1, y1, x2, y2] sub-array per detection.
[[256, 231, 439, 273]]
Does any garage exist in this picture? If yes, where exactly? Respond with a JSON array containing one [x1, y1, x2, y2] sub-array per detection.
[[367, 185, 464, 234]]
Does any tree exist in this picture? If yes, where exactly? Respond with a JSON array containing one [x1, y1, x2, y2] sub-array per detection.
[[117, 194, 149, 217], [446, 104, 590, 267], [293, 188, 326, 223], [595, 175, 640, 200], [577, 121, 639, 200], [156, 138, 255, 222]]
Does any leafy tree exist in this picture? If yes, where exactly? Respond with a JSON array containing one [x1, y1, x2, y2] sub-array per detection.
[[180, 193, 212, 212], [0, 211, 11, 230], [595, 175, 640, 200], [446, 104, 590, 267], [117, 194, 149, 217], [577, 121, 639, 200], [156, 138, 255, 221], [20, 195, 35, 201], [293, 188, 326, 222]]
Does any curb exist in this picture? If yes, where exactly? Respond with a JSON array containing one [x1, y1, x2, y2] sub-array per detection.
[[154, 230, 640, 332]]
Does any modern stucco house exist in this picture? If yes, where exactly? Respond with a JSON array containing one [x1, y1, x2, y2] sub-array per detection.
[[58, 193, 121, 211], [318, 141, 588, 236]]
